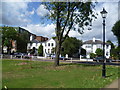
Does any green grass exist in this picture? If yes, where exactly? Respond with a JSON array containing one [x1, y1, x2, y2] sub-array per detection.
[[2, 59, 119, 88]]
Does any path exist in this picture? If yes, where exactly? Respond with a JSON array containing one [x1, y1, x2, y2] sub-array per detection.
[[105, 78, 120, 88]]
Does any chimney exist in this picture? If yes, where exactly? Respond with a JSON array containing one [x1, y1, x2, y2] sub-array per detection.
[[93, 37, 95, 42]]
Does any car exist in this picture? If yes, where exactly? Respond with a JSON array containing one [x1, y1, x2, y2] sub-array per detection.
[[23, 55, 32, 59], [51, 54, 66, 60], [93, 57, 112, 62], [14, 53, 27, 58], [14, 53, 24, 58]]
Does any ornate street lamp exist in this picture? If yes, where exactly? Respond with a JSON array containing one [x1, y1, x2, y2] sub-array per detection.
[[100, 8, 108, 78]]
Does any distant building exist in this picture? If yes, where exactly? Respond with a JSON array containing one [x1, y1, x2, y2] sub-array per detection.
[[27, 38, 56, 57], [36, 36, 48, 42], [82, 37, 111, 58], [2, 26, 32, 54]]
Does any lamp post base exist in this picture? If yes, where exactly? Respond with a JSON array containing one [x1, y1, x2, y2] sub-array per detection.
[[102, 62, 106, 78]]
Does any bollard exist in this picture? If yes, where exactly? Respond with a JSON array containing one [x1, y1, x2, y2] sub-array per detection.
[[32, 56, 33, 60], [71, 58, 72, 63], [10, 55, 12, 59], [80, 55, 81, 61], [21, 55, 22, 60], [1, 54, 3, 59]]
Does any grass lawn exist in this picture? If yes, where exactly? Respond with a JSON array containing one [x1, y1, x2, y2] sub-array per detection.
[[2, 59, 119, 88]]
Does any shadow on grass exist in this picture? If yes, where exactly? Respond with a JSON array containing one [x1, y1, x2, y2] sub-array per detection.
[[60, 63, 101, 67], [106, 73, 116, 78]]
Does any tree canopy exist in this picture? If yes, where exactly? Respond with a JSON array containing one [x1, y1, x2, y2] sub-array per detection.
[[16, 31, 30, 53], [42, 2, 97, 66], [61, 37, 82, 57], [38, 44, 43, 56], [2, 27, 18, 54], [112, 20, 120, 47], [95, 48, 103, 57]]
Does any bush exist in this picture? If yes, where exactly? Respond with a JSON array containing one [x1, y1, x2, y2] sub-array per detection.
[[90, 53, 96, 59]]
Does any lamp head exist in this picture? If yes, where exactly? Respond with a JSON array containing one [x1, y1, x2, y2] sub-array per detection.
[[100, 8, 108, 18]]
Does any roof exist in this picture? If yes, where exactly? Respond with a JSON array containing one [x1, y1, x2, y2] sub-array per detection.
[[83, 40, 103, 44], [31, 39, 40, 43], [83, 40, 110, 45]]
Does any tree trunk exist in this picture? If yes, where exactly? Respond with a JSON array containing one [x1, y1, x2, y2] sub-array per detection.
[[54, 40, 61, 66]]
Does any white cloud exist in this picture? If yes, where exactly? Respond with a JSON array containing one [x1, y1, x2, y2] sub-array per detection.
[[36, 4, 49, 17], [73, 2, 118, 45], [22, 23, 55, 38], [1, 1, 34, 25]]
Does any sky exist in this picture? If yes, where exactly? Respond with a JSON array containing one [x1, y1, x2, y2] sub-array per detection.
[[0, 0, 119, 45]]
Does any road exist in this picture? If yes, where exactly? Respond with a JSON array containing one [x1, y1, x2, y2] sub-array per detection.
[[31, 58, 120, 66], [72, 61, 120, 66], [2, 57, 120, 66]]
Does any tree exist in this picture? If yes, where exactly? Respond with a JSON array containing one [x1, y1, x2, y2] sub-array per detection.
[[111, 47, 120, 60], [106, 40, 115, 49], [43, 2, 97, 66], [61, 37, 82, 57], [16, 32, 30, 53], [2, 26, 18, 54], [38, 44, 43, 56], [112, 20, 120, 47], [95, 48, 103, 57]]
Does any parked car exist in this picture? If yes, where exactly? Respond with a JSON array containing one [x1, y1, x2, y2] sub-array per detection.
[[14, 53, 28, 58], [23, 55, 32, 59], [14, 53, 24, 58], [51, 54, 66, 60], [93, 57, 112, 62]]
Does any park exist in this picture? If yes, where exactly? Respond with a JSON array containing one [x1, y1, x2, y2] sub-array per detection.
[[2, 59, 119, 88], [1, 1, 120, 89]]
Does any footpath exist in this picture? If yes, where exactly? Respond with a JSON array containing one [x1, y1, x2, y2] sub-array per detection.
[[105, 78, 120, 88]]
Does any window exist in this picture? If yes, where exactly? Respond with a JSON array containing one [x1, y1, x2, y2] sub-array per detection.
[[48, 49, 50, 53], [48, 43, 50, 46], [86, 45, 91, 48], [51, 43, 54, 46], [97, 44, 102, 49]]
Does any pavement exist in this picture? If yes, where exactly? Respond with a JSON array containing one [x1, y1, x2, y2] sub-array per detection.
[[105, 78, 120, 88]]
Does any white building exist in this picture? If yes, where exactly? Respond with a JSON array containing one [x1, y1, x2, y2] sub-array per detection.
[[27, 38, 56, 57], [82, 37, 111, 58]]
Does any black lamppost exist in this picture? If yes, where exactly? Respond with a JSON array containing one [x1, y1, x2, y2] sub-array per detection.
[[100, 8, 108, 78]]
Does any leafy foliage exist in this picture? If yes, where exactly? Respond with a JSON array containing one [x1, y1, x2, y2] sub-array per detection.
[[95, 48, 103, 57], [61, 37, 82, 57], [2, 27, 18, 54], [111, 47, 120, 60], [16, 32, 30, 53], [38, 44, 43, 56], [42, 2, 97, 66], [106, 40, 115, 49], [90, 53, 96, 59], [112, 20, 120, 47]]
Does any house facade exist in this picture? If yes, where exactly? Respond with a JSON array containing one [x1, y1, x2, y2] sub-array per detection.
[[27, 37, 56, 57], [82, 37, 111, 58]]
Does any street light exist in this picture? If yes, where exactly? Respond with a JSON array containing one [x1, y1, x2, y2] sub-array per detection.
[[100, 8, 107, 78]]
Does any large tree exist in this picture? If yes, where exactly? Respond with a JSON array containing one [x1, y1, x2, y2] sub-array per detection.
[[112, 20, 120, 47], [2, 26, 18, 54], [43, 2, 97, 66], [61, 37, 82, 57], [16, 32, 30, 53]]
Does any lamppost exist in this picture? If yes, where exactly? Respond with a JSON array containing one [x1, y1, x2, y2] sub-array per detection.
[[100, 8, 108, 78]]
